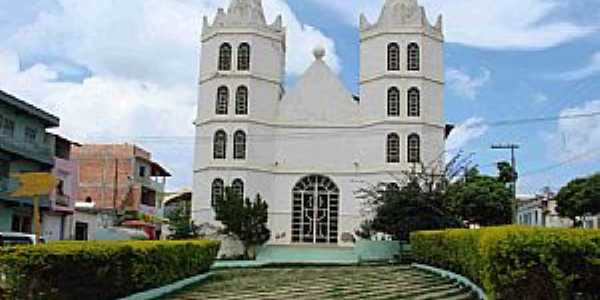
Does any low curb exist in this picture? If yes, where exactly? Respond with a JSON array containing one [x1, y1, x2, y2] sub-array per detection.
[[119, 272, 213, 300], [412, 263, 487, 300]]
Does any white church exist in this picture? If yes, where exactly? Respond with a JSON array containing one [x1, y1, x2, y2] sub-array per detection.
[[192, 0, 446, 246]]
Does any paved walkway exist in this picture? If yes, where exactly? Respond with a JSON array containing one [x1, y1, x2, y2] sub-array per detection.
[[162, 266, 477, 300]]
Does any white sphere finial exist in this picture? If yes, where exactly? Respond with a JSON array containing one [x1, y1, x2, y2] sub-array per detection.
[[313, 46, 326, 60]]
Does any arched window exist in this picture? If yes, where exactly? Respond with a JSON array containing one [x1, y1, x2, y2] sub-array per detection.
[[388, 87, 400, 117], [408, 87, 420, 117], [407, 43, 420, 71], [211, 178, 224, 207], [238, 43, 251, 71], [387, 133, 400, 163], [216, 86, 229, 115], [388, 43, 400, 71], [213, 130, 227, 159], [408, 134, 421, 163], [233, 130, 246, 160], [236, 86, 248, 115], [232, 179, 244, 199], [218, 43, 232, 71]]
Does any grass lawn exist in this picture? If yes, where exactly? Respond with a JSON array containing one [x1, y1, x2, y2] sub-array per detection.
[[161, 265, 477, 300]]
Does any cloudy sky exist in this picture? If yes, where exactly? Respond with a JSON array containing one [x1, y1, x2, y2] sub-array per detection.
[[1, 0, 599, 194]]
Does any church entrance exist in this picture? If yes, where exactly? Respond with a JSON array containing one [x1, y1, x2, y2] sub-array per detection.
[[291, 175, 339, 244]]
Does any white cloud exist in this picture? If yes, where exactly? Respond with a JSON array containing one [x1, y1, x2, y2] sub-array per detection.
[[545, 100, 600, 162], [446, 117, 489, 153], [533, 92, 550, 104], [550, 52, 600, 81], [0, 0, 341, 189], [307, 0, 595, 50], [446, 68, 491, 100]]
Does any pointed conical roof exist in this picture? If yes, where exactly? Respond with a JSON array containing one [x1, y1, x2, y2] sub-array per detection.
[[279, 49, 359, 124]]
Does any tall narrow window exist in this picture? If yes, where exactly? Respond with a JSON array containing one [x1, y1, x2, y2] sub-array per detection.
[[387, 133, 400, 163], [211, 178, 224, 207], [236, 86, 248, 115], [238, 43, 250, 71], [388, 43, 400, 71], [213, 130, 227, 159], [218, 43, 232, 71], [233, 130, 246, 160], [408, 87, 420, 117], [232, 179, 244, 199], [388, 87, 400, 117], [408, 134, 421, 163], [407, 43, 420, 71], [216, 86, 229, 115]]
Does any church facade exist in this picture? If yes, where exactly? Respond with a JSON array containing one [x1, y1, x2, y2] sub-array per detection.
[[192, 0, 446, 246]]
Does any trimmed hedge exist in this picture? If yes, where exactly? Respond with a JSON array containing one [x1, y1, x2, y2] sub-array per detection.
[[0, 240, 220, 300], [411, 226, 600, 300]]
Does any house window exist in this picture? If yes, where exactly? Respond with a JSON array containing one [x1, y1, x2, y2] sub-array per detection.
[[2, 119, 14, 138], [407, 43, 420, 71], [387, 133, 400, 163], [216, 86, 229, 115], [139, 166, 147, 178], [213, 130, 227, 159], [238, 43, 251, 71], [232, 178, 244, 199], [211, 178, 224, 207], [408, 134, 421, 163], [236, 86, 248, 115], [388, 43, 400, 71], [25, 127, 37, 143], [408, 87, 420, 117], [388, 87, 400, 117], [218, 43, 232, 71], [233, 130, 246, 160], [11, 215, 32, 234]]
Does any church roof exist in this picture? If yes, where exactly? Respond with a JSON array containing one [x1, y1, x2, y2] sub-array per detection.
[[278, 48, 359, 124]]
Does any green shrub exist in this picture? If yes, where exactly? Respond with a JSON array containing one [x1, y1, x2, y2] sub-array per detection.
[[411, 226, 600, 300], [0, 240, 220, 300]]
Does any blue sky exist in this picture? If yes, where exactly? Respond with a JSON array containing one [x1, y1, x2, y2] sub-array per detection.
[[1, 0, 600, 194]]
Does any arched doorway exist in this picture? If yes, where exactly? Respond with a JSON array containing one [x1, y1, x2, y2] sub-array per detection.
[[291, 175, 339, 244]]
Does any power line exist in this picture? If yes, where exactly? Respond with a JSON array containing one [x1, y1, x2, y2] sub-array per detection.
[[520, 146, 600, 178]]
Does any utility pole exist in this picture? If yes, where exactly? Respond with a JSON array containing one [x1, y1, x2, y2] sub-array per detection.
[[491, 144, 520, 224]]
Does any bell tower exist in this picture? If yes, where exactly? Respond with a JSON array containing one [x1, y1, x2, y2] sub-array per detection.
[[358, 0, 446, 169], [193, 0, 286, 222]]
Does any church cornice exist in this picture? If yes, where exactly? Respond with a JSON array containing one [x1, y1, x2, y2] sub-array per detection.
[[360, 29, 443, 43], [201, 28, 285, 45], [199, 71, 283, 86], [194, 164, 438, 176], [194, 117, 446, 130], [360, 73, 444, 85]]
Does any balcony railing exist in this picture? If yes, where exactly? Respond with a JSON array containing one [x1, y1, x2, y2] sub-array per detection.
[[55, 195, 71, 207], [0, 136, 54, 165]]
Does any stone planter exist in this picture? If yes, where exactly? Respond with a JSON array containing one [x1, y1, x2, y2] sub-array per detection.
[[354, 240, 401, 263]]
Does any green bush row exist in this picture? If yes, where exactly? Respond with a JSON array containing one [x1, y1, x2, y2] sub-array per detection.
[[0, 240, 220, 300], [411, 226, 600, 300]]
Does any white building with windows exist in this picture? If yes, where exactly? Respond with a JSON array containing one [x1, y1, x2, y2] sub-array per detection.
[[192, 0, 447, 246]]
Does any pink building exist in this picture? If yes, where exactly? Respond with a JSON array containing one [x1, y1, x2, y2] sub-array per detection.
[[41, 135, 81, 241]]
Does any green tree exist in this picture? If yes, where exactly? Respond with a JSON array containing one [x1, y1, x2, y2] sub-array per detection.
[[214, 187, 271, 259], [445, 169, 513, 226], [368, 178, 461, 240], [556, 174, 600, 226], [166, 202, 198, 240]]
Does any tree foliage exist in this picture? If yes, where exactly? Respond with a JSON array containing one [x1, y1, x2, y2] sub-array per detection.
[[556, 173, 600, 226], [445, 170, 513, 226], [166, 202, 198, 240], [358, 154, 514, 240], [214, 187, 271, 259]]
